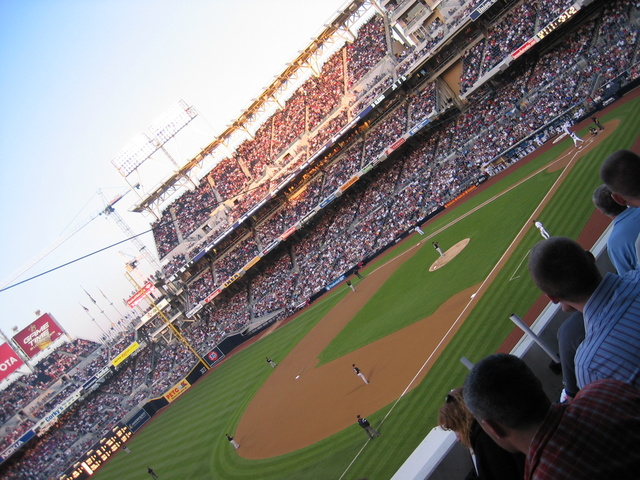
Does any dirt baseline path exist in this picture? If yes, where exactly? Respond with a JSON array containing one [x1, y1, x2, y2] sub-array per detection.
[[234, 118, 618, 459]]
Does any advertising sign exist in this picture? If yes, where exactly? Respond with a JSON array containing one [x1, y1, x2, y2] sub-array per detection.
[[204, 347, 225, 367], [163, 379, 191, 403], [126, 281, 156, 308], [0, 342, 24, 382], [111, 342, 140, 367], [12, 313, 64, 359]]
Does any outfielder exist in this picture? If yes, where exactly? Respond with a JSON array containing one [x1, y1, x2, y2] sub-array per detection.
[[265, 357, 277, 368]]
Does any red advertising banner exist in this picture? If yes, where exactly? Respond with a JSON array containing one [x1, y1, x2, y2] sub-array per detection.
[[0, 342, 24, 382], [126, 281, 155, 308], [12, 313, 64, 359]]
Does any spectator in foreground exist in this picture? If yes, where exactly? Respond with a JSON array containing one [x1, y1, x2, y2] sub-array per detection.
[[438, 387, 524, 480], [528, 236, 640, 389], [600, 149, 640, 208], [463, 353, 640, 480], [600, 149, 640, 267], [555, 183, 640, 401], [592, 184, 640, 274]]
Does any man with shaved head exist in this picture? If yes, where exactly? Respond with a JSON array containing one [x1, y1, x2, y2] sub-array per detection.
[[600, 149, 640, 207], [599, 148, 640, 294], [463, 353, 640, 479]]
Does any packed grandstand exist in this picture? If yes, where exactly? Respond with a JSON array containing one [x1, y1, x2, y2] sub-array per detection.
[[1, 0, 639, 477]]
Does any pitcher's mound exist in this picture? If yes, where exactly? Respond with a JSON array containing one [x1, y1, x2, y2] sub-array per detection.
[[429, 238, 470, 271]]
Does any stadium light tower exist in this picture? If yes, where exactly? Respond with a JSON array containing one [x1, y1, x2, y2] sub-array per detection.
[[111, 99, 198, 193]]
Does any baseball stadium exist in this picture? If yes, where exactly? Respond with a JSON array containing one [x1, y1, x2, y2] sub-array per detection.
[[1, 0, 640, 478]]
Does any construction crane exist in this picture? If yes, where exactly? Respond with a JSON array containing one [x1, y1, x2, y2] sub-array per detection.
[[1, 189, 161, 291], [100, 190, 162, 273], [118, 251, 152, 287]]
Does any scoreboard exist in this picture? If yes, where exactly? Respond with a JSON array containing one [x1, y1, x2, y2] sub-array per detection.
[[58, 425, 132, 480]]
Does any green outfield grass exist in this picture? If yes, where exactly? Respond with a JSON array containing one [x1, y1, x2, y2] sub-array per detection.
[[94, 94, 640, 480]]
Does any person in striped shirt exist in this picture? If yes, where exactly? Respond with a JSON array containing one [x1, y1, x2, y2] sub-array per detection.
[[528, 236, 640, 389]]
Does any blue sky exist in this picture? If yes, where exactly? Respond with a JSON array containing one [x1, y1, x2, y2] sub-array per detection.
[[0, 0, 346, 343]]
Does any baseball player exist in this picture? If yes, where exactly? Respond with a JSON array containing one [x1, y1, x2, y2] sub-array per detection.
[[226, 433, 240, 449], [432, 241, 445, 257], [533, 220, 550, 239], [346, 279, 356, 293], [357, 415, 380, 439], [591, 115, 604, 130], [147, 466, 159, 479], [414, 225, 425, 236], [265, 357, 277, 368], [352, 364, 368, 384], [562, 121, 584, 147]]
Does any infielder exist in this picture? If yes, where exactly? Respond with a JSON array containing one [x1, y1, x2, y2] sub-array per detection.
[[357, 415, 380, 439], [346, 279, 356, 293], [533, 220, 550, 239], [352, 364, 368, 384]]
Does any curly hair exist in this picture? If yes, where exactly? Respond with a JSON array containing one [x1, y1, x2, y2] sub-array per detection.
[[437, 387, 474, 448]]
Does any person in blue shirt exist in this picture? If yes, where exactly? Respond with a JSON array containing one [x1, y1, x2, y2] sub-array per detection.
[[592, 184, 640, 274], [529, 236, 640, 389]]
